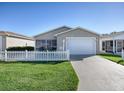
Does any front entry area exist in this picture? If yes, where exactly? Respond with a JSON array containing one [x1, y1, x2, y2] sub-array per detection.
[[66, 37, 96, 55], [102, 40, 124, 54]]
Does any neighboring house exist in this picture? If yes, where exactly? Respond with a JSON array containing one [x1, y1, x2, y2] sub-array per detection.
[[100, 31, 124, 55], [34, 26, 100, 55], [0, 31, 35, 50]]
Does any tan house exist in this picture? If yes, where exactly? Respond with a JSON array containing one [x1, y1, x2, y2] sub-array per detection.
[[0, 31, 35, 50], [34, 26, 100, 55]]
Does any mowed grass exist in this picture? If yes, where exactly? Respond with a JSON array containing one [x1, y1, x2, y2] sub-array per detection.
[[0, 61, 78, 91], [99, 53, 124, 65]]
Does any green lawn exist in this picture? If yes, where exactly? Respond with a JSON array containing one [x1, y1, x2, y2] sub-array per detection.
[[0, 61, 78, 91], [99, 53, 124, 65]]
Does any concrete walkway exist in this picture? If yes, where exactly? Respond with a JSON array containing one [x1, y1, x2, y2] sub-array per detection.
[[71, 56, 124, 91]]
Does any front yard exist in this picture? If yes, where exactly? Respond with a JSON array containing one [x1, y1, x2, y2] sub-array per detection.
[[99, 54, 124, 65], [0, 61, 78, 91]]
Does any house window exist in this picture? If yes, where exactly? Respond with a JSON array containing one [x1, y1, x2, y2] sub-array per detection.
[[52, 40, 57, 47], [106, 40, 113, 52], [117, 40, 123, 52], [52, 40, 57, 50], [37, 40, 57, 51], [36, 40, 46, 47], [102, 41, 105, 50], [47, 40, 57, 51], [41, 40, 47, 46], [110, 41, 113, 47], [36, 40, 41, 46], [47, 40, 52, 50]]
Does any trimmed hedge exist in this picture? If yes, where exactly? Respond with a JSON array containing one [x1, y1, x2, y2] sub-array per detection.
[[6, 46, 34, 51]]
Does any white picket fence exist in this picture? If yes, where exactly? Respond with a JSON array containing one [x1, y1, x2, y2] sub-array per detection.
[[0, 50, 70, 61]]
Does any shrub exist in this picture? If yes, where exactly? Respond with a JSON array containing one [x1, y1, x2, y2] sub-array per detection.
[[38, 47, 56, 51], [6, 46, 34, 51]]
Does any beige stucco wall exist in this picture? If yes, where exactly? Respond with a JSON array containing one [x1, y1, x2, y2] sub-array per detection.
[[34, 27, 70, 40], [56, 28, 100, 54], [6, 36, 35, 48]]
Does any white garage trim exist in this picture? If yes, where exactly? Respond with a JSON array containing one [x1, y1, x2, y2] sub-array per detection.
[[66, 37, 96, 55]]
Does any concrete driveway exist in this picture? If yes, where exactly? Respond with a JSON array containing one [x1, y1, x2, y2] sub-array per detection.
[[71, 56, 124, 91]]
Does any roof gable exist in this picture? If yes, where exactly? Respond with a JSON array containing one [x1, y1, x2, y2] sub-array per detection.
[[34, 26, 72, 38], [55, 27, 100, 36]]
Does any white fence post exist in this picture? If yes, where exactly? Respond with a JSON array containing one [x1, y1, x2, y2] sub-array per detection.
[[122, 49, 124, 59], [5, 50, 7, 61], [25, 50, 28, 61], [46, 50, 48, 61]]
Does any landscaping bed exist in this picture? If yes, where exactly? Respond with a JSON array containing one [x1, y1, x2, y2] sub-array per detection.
[[99, 53, 124, 65], [0, 61, 78, 91]]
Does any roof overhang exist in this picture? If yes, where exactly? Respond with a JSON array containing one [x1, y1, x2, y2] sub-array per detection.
[[0, 31, 34, 41]]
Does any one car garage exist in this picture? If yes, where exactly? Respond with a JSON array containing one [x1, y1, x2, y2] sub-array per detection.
[[56, 27, 100, 55], [66, 37, 96, 55]]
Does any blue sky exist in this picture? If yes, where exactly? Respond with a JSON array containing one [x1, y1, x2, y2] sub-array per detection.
[[0, 2, 124, 36]]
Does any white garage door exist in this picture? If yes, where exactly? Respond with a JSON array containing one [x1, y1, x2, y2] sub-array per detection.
[[66, 37, 96, 55]]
